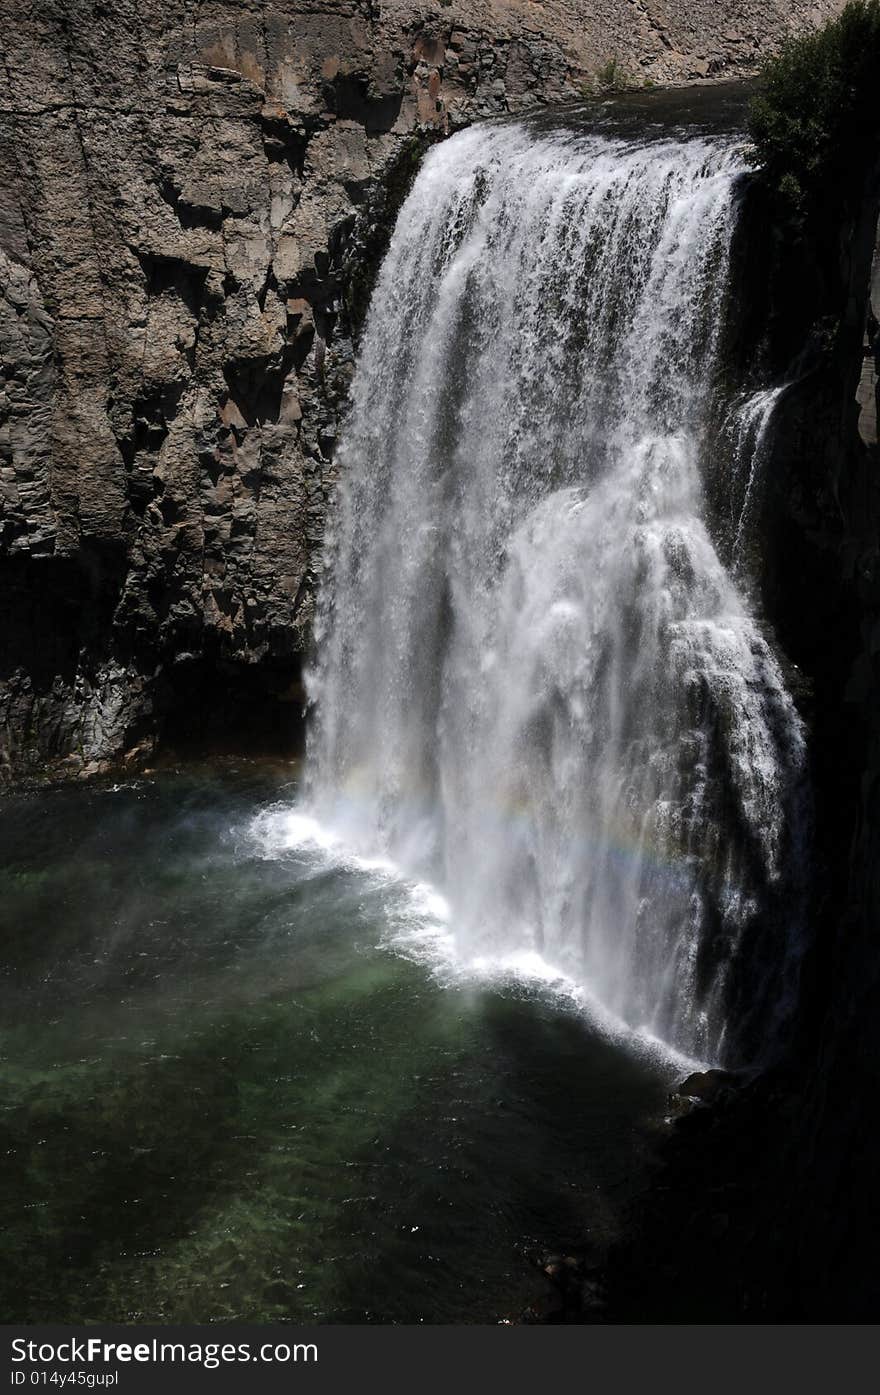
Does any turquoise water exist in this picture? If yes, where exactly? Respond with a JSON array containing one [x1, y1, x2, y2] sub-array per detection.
[[0, 763, 669, 1323]]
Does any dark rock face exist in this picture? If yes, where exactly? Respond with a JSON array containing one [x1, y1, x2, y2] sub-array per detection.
[[606, 166, 880, 1322], [0, 0, 842, 777], [766, 188, 880, 1323]]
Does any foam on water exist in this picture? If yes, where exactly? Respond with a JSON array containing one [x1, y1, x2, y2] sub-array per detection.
[[247, 804, 707, 1075]]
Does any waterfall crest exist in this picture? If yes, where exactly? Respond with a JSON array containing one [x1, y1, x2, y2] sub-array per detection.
[[307, 121, 807, 1066]]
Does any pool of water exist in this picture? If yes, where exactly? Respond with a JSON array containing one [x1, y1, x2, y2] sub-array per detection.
[[0, 762, 672, 1323]]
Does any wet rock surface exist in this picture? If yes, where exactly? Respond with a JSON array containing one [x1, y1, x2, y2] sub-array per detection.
[[0, 0, 841, 776], [673, 1069, 739, 1104]]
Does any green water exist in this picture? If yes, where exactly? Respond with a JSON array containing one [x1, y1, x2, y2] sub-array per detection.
[[0, 763, 668, 1323]]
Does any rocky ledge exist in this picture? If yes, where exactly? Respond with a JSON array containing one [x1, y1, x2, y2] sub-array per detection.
[[0, 0, 842, 778]]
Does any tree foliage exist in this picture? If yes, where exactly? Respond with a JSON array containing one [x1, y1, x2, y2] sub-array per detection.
[[748, 1, 880, 218]]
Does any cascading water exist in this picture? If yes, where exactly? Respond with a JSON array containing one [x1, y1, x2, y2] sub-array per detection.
[[725, 384, 790, 572], [306, 120, 808, 1067]]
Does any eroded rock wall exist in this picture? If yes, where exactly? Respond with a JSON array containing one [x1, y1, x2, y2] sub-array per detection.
[[0, 0, 844, 776]]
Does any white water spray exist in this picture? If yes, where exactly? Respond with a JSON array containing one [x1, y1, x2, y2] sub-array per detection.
[[726, 384, 789, 570], [306, 121, 807, 1066]]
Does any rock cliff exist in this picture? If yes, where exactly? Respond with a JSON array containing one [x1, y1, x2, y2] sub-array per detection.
[[606, 161, 880, 1321], [0, 0, 843, 776]]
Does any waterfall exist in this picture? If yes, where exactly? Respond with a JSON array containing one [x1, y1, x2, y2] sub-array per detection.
[[306, 120, 808, 1067], [725, 385, 789, 572]]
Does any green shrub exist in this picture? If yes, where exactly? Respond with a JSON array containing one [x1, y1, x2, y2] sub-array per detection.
[[595, 58, 631, 92], [578, 57, 637, 99], [748, 0, 880, 219]]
